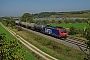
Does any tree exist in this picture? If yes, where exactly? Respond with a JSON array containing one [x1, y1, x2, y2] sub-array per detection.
[[75, 19, 83, 23], [84, 20, 90, 60], [5, 20, 11, 26], [43, 20, 49, 24], [21, 13, 34, 23], [35, 20, 42, 24], [57, 20, 63, 24], [10, 20, 15, 28], [0, 33, 25, 60], [0, 33, 6, 60], [69, 26, 76, 35], [51, 20, 55, 24], [64, 20, 70, 23]]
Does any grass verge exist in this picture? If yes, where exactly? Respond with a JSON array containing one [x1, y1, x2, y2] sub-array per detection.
[[0, 23, 37, 60], [50, 23, 87, 29], [12, 26, 87, 60]]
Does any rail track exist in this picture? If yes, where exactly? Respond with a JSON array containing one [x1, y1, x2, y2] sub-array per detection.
[[65, 38, 87, 48], [20, 26, 89, 54], [68, 36, 86, 42], [0, 22, 58, 60], [65, 38, 89, 54]]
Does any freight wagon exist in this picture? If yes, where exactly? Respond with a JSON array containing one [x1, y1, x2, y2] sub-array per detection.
[[27, 23, 35, 30], [33, 24, 45, 32], [15, 21, 67, 39]]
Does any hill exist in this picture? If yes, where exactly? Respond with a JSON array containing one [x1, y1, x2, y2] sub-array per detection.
[[32, 10, 90, 18]]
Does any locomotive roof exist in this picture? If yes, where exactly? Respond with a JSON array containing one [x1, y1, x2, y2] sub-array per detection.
[[46, 26, 65, 29], [46, 25, 64, 28]]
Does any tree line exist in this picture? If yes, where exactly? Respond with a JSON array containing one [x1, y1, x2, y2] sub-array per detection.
[[32, 10, 90, 18]]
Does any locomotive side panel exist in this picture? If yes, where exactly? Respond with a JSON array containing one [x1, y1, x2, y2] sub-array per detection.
[[43, 27, 60, 37]]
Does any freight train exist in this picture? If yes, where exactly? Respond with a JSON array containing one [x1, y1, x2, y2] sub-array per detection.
[[15, 21, 67, 39]]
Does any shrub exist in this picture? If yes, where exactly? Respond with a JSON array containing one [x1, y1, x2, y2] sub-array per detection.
[[69, 26, 76, 35]]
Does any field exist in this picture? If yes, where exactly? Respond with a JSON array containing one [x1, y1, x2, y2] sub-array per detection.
[[12, 27, 87, 60], [0, 24, 36, 60], [50, 23, 87, 29], [0, 24, 14, 40], [68, 13, 90, 18], [0, 21, 87, 60]]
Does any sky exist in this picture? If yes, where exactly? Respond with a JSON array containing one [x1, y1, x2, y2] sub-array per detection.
[[0, 0, 90, 17]]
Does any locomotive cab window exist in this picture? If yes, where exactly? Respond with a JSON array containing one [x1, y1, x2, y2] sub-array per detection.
[[61, 29, 66, 33]]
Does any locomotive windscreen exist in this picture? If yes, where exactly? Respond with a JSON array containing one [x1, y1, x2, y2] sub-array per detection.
[[61, 29, 66, 33]]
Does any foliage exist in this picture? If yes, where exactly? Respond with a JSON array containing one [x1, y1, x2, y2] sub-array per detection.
[[32, 12, 57, 18], [57, 20, 63, 24], [21, 13, 34, 23], [32, 10, 90, 18], [68, 27, 84, 35], [51, 20, 55, 24], [0, 25, 14, 40], [69, 26, 76, 35], [35, 20, 42, 24], [0, 33, 6, 40], [84, 26, 90, 40], [10, 20, 15, 28], [13, 28, 86, 60], [34, 19, 88, 25], [4, 19, 15, 28], [35, 19, 86, 25], [85, 36, 90, 59], [2, 16, 10, 20], [84, 20, 90, 40], [0, 21, 36, 60], [0, 33, 25, 60], [75, 19, 83, 23], [75, 28, 84, 34], [43, 20, 49, 24], [70, 11, 84, 14], [35, 20, 50, 24], [5, 20, 10, 26], [50, 23, 87, 29], [84, 20, 90, 60]]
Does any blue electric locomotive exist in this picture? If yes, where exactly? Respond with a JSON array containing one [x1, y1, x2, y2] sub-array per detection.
[[43, 27, 67, 39]]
